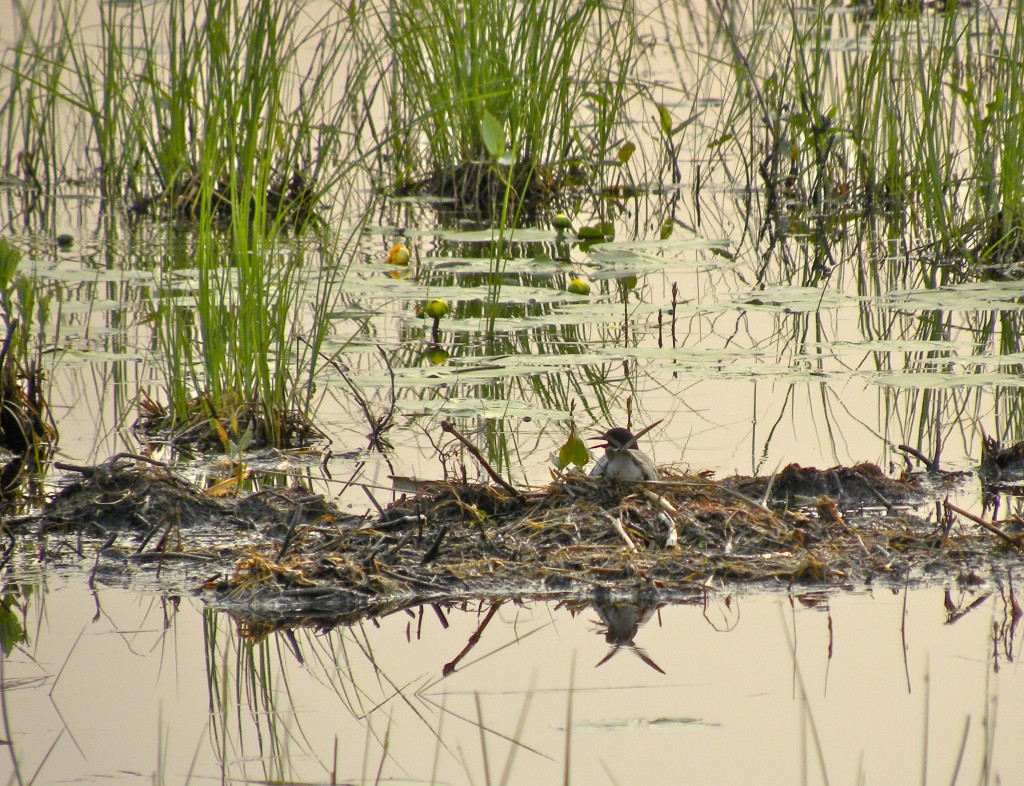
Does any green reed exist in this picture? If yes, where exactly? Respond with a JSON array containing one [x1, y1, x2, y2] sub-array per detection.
[[377, 0, 643, 197], [0, 2, 77, 191], [151, 214, 360, 449], [2, 0, 367, 222], [1, 0, 378, 449], [702, 0, 1024, 268]]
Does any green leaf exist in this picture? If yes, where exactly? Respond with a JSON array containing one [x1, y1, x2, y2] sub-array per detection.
[[558, 433, 590, 469], [480, 111, 506, 158], [232, 422, 255, 454], [0, 237, 21, 288], [657, 104, 673, 136], [0, 594, 26, 655], [708, 132, 734, 150], [671, 109, 704, 135], [577, 222, 614, 240], [617, 141, 636, 164]]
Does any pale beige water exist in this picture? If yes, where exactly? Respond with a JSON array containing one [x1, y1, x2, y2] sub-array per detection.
[[3, 573, 1020, 785]]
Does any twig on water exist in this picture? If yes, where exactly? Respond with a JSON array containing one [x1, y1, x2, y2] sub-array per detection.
[[442, 601, 502, 676], [897, 444, 939, 473], [944, 501, 1024, 551]]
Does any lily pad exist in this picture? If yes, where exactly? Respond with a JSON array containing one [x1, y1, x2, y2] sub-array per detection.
[[438, 227, 557, 243], [726, 285, 857, 313], [398, 397, 570, 420], [882, 281, 1024, 312], [877, 371, 1024, 389]]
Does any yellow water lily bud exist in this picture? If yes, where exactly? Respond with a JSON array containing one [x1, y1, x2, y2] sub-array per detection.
[[387, 243, 411, 265], [423, 299, 450, 319], [567, 277, 590, 295], [552, 213, 573, 231]]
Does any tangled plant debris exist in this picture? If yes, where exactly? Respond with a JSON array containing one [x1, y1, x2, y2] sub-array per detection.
[[6, 454, 1023, 629]]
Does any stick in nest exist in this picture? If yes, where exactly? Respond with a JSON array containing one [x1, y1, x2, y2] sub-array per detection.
[[440, 421, 524, 501]]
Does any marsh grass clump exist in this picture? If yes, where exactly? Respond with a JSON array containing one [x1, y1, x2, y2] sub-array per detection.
[[0, 0, 380, 452], [378, 0, 644, 219], [138, 216, 357, 453], [117, 0, 364, 230], [0, 0, 367, 229], [707, 0, 1024, 269], [133, 390, 325, 454]]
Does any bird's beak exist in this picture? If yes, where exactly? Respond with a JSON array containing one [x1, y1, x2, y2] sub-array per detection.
[[631, 419, 663, 442]]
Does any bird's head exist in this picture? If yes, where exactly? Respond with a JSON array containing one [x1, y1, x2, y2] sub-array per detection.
[[589, 427, 638, 451]]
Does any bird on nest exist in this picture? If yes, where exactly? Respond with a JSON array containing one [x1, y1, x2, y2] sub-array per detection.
[[589, 422, 661, 481]]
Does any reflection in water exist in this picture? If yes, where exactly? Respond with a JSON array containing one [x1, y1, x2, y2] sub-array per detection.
[[586, 586, 665, 673], [3, 578, 1024, 784]]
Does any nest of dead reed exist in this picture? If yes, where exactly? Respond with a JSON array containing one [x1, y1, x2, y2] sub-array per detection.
[[210, 461, 1021, 618], [15, 455, 1024, 625]]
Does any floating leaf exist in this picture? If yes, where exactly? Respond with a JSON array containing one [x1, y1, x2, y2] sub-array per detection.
[[877, 372, 1024, 390], [578, 222, 614, 241], [882, 281, 1024, 312]]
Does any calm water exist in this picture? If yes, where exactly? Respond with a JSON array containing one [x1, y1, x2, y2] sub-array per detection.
[[2, 572, 1021, 785]]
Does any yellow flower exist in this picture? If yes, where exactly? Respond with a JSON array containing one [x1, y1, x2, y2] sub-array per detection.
[[386, 243, 411, 265]]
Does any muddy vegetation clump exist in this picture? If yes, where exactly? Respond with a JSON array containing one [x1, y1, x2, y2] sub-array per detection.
[[133, 391, 326, 454], [0, 328, 56, 498], [130, 168, 321, 230], [9, 455, 1024, 626], [3, 455, 351, 576], [395, 160, 562, 223]]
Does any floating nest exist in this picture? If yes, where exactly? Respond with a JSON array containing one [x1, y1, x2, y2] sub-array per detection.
[[9, 454, 1024, 633]]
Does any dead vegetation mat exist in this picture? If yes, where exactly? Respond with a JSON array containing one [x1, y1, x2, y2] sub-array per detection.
[[8, 456, 1024, 624]]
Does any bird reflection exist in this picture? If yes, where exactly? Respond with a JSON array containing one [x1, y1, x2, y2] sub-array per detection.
[[590, 587, 665, 674]]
